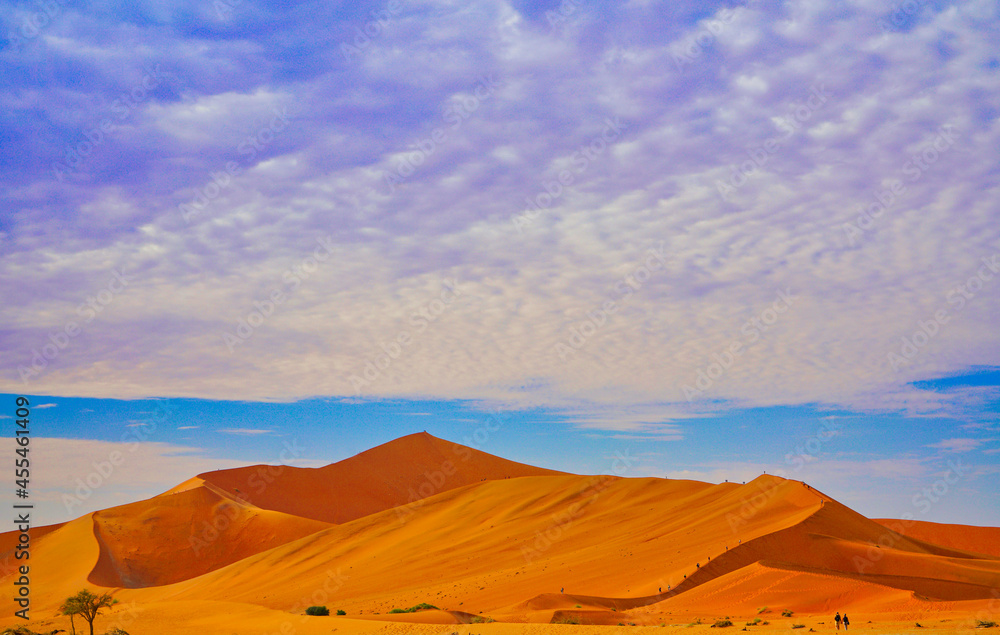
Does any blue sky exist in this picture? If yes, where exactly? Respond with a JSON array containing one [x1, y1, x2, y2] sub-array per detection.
[[1, 0, 998, 526]]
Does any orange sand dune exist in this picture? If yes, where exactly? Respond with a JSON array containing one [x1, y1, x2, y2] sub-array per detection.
[[2, 435, 998, 635], [875, 518, 1000, 558], [88, 482, 330, 587], [187, 431, 564, 524], [108, 475, 826, 613]]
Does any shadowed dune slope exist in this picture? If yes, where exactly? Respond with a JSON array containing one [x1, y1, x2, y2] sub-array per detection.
[[187, 431, 565, 524], [118, 475, 824, 612], [89, 482, 331, 587], [874, 519, 1000, 558], [2, 436, 998, 628], [109, 474, 999, 619]]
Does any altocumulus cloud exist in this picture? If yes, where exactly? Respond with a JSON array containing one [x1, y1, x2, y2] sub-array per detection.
[[1, 0, 998, 433]]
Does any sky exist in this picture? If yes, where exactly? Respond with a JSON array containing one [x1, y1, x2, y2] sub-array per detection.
[[1, 0, 998, 527]]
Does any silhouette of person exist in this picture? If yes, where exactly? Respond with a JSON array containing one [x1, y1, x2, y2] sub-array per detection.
[[835, 612, 841, 630], [560, 588, 564, 593], [843, 614, 849, 630], [659, 587, 662, 593]]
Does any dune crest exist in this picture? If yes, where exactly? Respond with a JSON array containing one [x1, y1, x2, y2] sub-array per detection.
[[1, 433, 997, 633]]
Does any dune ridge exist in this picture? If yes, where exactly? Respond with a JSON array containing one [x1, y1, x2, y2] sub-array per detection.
[[1, 433, 997, 634]]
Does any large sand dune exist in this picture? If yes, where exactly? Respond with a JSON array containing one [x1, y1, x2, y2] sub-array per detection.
[[1, 433, 997, 635]]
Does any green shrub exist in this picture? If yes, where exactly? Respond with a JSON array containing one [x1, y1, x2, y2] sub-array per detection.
[[782, 610, 794, 617], [747, 618, 761, 626], [554, 616, 581, 625], [388, 603, 439, 614], [336, 609, 346, 616], [575, 604, 582, 608], [977, 621, 998, 628], [791, 625, 805, 629], [470, 616, 495, 624], [305, 606, 329, 616], [757, 607, 769, 614], [712, 620, 733, 627]]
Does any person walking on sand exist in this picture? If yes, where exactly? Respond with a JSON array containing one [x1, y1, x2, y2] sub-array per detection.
[[843, 614, 849, 630], [834, 612, 841, 630]]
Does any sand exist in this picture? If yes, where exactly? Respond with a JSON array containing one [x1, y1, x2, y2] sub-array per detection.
[[2, 433, 997, 635]]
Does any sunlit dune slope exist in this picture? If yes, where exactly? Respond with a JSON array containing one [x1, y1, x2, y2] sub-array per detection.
[[88, 482, 331, 587], [3, 434, 998, 631], [117, 475, 823, 613], [112, 473, 999, 621], [0, 521, 64, 578], [189, 431, 564, 524], [875, 518, 1000, 558]]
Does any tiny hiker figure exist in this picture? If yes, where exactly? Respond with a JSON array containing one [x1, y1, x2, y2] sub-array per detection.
[[835, 612, 842, 630], [843, 614, 849, 630]]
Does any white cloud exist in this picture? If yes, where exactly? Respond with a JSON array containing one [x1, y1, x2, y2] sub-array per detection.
[[2, 437, 254, 526], [927, 437, 991, 453], [0, 0, 997, 430]]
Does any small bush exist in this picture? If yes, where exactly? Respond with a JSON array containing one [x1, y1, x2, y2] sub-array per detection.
[[712, 620, 734, 628], [791, 624, 805, 629], [977, 621, 998, 628], [106, 630, 130, 635], [782, 610, 794, 617], [688, 619, 704, 627], [305, 606, 329, 616], [762, 621, 770, 626], [555, 616, 581, 625], [470, 616, 495, 624], [388, 603, 439, 614], [915, 623, 922, 628], [758, 607, 769, 614], [336, 609, 346, 615], [575, 604, 582, 608], [747, 618, 761, 626]]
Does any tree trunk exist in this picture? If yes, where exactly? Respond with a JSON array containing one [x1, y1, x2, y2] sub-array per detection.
[[88, 618, 95, 635], [69, 614, 76, 635]]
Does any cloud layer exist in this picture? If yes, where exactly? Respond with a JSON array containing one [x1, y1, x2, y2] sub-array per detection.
[[2, 0, 999, 431]]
